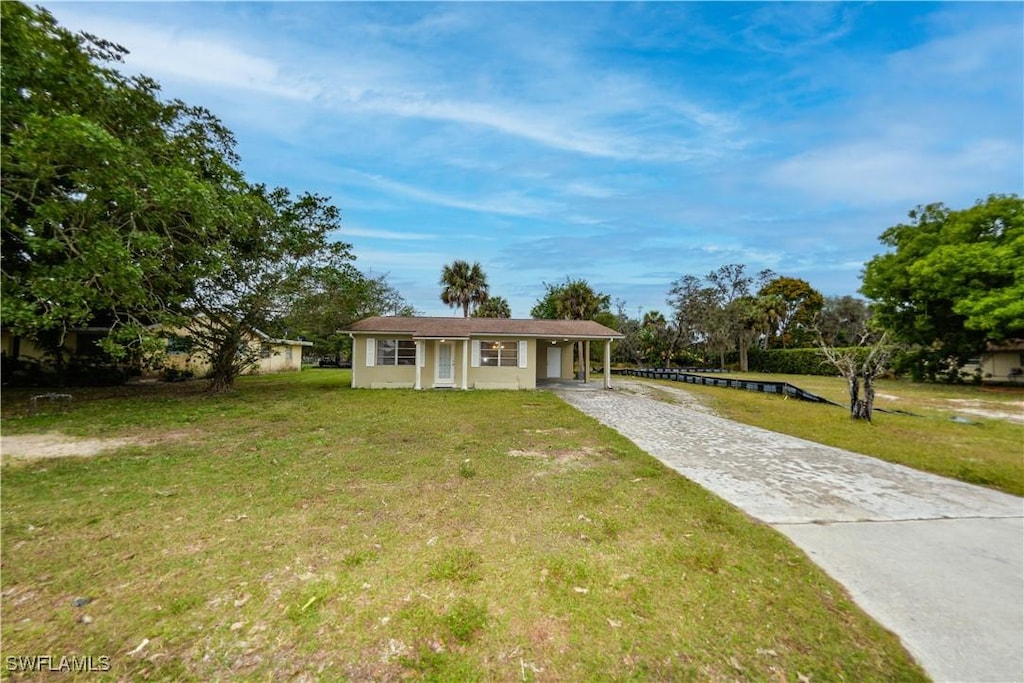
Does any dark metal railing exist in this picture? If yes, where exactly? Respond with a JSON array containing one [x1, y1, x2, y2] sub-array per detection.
[[611, 368, 842, 406]]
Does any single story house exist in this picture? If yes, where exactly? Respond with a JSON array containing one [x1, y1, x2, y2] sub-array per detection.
[[2, 326, 311, 378], [346, 316, 623, 390], [2, 326, 112, 362], [161, 328, 312, 377], [976, 340, 1024, 383]]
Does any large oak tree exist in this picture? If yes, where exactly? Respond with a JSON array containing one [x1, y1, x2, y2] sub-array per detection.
[[1, 3, 358, 391], [861, 195, 1023, 377], [1, 2, 243, 365]]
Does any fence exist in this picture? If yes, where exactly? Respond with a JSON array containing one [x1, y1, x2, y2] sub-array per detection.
[[611, 368, 842, 406]]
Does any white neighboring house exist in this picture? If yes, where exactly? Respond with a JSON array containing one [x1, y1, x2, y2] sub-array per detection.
[[969, 340, 1024, 384]]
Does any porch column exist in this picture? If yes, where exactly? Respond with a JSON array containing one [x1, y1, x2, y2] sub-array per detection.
[[583, 340, 590, 383], [414, 340, 423, 390], [349, 334, 356, 388], [461, 339, 469, 390], [604, 339, 612, 389]]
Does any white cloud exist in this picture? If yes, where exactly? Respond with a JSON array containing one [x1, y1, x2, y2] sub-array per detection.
[[339, 226, 437, 241], [45, 10, 318, 100], [349, 171, 562, 219], [766, 138, 1020, 206]]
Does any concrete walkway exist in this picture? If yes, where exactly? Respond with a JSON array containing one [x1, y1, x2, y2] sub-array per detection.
[[552, 380, 1024, 683]]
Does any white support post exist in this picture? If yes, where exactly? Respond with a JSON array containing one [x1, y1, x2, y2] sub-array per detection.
[[583, 340, 590, 383], [414, 340, 423, 390], [604, 339, 612, 389], [461, 339, 469, 389]]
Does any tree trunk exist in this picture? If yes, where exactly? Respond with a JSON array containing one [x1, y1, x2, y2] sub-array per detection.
[[208, 371, 235, 393], [739, 343, 749, 372], [848, 374, 861, 419], [862, 371, 875, 422], [207, 343, 239, 393], [848, 373, 874, 420]]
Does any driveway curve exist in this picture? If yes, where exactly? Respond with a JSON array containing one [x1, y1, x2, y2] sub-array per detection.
[[552, 380, 1023, 683]]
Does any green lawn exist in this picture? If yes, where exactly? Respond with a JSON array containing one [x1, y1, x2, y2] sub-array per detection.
[[0, 371, 927, 681], [639, 372, 1024, 497]]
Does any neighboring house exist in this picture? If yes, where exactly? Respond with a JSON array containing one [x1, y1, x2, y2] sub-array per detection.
[[161, 328, 312, 377], [1, 326, 311, 378], [975, 340, 1024, 384], [1, 326, 112, 363], [346, 316, 623, 390]]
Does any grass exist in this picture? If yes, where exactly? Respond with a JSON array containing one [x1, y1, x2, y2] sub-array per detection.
[[639, 371, 1024, 497], [0, 371, 928, 681]]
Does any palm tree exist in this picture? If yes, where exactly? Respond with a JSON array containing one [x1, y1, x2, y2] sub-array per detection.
[[472, 296, 511, 318], [439, 260, 489, 317]]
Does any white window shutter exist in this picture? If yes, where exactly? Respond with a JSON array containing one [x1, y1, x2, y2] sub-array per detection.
[[365, 338, 376, 367], [471, 340, 481, 368], [518, 340, 528, 368]]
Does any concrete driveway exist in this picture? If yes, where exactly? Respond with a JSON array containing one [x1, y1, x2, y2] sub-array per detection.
[[552, 380, 1024, 683]]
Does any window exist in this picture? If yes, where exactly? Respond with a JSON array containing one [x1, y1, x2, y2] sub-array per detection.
[[75, 332, 107, 357], [166, 335, 193, 355], [377, 339, 417, 366], [479, 340, 518, 367]]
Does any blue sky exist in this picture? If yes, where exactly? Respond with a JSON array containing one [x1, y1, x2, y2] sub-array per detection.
[[44, 2, 1023, 319]]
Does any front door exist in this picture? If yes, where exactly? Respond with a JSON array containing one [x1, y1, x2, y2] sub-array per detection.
[[547, 346, 562, 378], [435, 342, 455, 386]]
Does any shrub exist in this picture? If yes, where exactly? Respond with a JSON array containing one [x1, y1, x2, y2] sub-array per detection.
[[162, 366, 195, 382], [747, 348, 877, 376]]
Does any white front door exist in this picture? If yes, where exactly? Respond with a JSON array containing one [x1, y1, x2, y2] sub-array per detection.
[[547, 346, 562, 378], [435, 342, 455, 386]]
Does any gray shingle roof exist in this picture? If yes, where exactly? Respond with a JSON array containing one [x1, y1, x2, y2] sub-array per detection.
[[347, 316, 622, 339]]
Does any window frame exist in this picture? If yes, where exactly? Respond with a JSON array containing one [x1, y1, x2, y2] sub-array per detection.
[[376, 339, 417, 366], [478, 340, 519, 367]]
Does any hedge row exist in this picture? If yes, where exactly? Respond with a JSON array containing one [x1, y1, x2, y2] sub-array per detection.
[[744, 347, 876, 376]]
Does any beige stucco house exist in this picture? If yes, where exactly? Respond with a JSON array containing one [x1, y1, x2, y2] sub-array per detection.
[[347, 316, 623, 390], [2, 326, 311, 378], [161, 328, 312, 377]]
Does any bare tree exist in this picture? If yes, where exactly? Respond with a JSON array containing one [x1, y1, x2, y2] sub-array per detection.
[[819, 333, 894, 421]]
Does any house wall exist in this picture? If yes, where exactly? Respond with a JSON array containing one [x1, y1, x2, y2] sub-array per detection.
[[352, 336, 539, 389], [470, 339, 536, 389], [1, 331, 86, 361], [534, 341, 574, 380], [351, 335, 417, 388], [161, 335, 305, 377], [981, 351, 1024, 383], [253, 342, 304, 373]]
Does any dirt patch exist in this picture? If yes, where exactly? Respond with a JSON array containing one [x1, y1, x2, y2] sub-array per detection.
[[508, 447, 599, 467], [1, 431, 190, 461], [869, 393, 1023, 425], [946, 399, 1024, 425]]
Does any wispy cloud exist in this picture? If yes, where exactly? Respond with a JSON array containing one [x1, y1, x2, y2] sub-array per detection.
[[740, 4, 860, 55], [766, 139, 1020, 206], [346, 171, 562, 219], [49, 10, 318, 101], [338, 226, 437, 241]]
